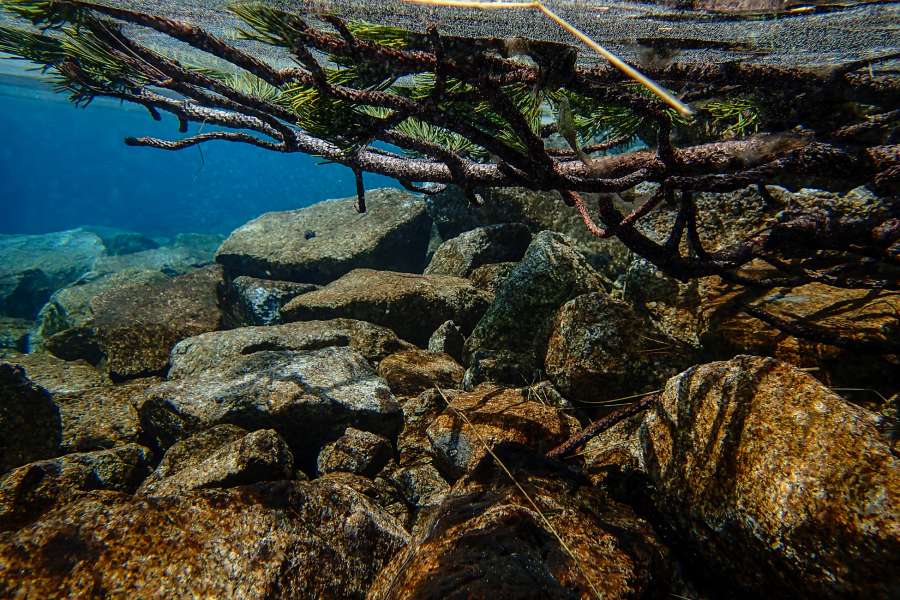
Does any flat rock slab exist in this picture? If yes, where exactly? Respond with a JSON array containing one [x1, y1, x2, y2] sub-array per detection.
[[90, 265, 225, 379], [0, 479, 409, 600], [216, 188, 432, 284], [168, 318, 413, 379], [140, 346, 401, 465], [282, 269, 492, 346]]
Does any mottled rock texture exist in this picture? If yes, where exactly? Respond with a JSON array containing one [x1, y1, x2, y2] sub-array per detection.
[[467, 261, 518, 295], [545, 292, 691, 402], [2, 352, 109, 395], [139, 428, 294, 496], [0, 229, 104, 319], [426, 385, 580, 480], [140, 347, 401, 465], [0, 318, 30, 355], [465, 231, 609, 383], [424, 223, 532, 277], [282, 269, 492, 346], [0, 444, 152, 531], [137, 424, 248, 490], [317, 427, 392, 477], [0, 479, 408, 600], [376, 349, 465, 397], [216, 188, 432, 283], [168, 318, 412, 379], [226, 275, 318, 325], [0, 364, 60, 473], [427, 320, 465, 364], [590, 356, 900, 597], [369, 447, 679, 600], [53, 380, 147, 454], [88, 264, 225, 379]]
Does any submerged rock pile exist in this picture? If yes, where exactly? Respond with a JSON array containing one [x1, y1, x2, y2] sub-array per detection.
[[1, 186, 897, 598]]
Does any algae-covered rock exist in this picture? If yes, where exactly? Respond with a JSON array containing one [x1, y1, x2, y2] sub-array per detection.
[[216, 188, 432, 283], [0, 479, 408, 600], [0, 318, 30, 355], [168, 318, 412, 379], [376, 349, 465, 397], [317, 427, 392, 477], [282, 269, 492, 346], [0, 444, 152, 531], [226, 275, 318, 325], [136, 424, 249, 490], [0, 364, 61, 473], [2, 352, 109, 395], [424, 223, 532, 277]]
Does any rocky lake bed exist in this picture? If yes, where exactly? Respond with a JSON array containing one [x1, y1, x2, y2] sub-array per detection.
[[0, 185, 897, 598]]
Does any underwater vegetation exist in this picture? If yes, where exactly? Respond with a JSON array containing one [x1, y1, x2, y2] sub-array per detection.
[[0, 0, 897, 345]]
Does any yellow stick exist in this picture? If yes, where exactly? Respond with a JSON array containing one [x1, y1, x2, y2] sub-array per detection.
[[400, 0, 693, 115]]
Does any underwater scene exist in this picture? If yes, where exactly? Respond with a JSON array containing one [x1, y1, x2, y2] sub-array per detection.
[[0, 0, 897, 597]]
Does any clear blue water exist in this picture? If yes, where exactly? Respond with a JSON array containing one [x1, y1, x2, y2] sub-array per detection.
[[0, 68, 398, 237]]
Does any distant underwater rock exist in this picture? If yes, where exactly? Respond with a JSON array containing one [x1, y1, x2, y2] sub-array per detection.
[[0, 317, 31, 355], [0, 229, 105, 320], [281, 269, 492, 347], [0, 479, 408, 600], [216, 188, 432, 284], [81, 226, 159, 256]]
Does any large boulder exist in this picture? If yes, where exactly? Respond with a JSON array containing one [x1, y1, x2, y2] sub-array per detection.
[[0, 364, 60, 473], [0, 444, 152, 531], [53, 380, 149, 455], [2, 352, 110, 395], [545, 292, 692, 402], [89, 265, 225, 379], [0, 479, 409, 599], [369, 446, 680, 600], [168, 318, 413, 379], [0, 229, 105, 319], [376, 349, 465, 397], [464, 231, 610, 383], [138, 428, 294, 497], [282, 269, 492, 346], [587, 356, 900, 597], [426, 384, 580, 480], [424, 223, 532, 277], [139, 346, 402, 466], [216, 188, 432, 284]]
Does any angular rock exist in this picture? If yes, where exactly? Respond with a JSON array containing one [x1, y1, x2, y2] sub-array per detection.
[[56, 380, 149, 455], [426, 384, 580, 480], [282, 269, 492, 346], [3, 352, 109, 395], [376, 349, 465, 397], [0, 479, 408, 600], [593, 356, 900, 597], [0, 364, 60, 473], [139, 429, 294, 497], [216, 188, 432, 284], [424, 223, 532, 277], [90, 265, 225, 379], [0, 444, 152, 531], [168, 318, 412, 379], [369, 446, 679, 600], [464, 231, 610, 383], [397, 388, 452, 467], [427, 320, 465, 364], [138, 424, 249, 488], [227, 275, 318, 326], [545, 292, 691, 402], [387, 462, 450, 513], [468, 261, 517, 295], [0, 317, 30, 355], [317, 427, 392, 477], [318, 470, 411, 528], [140, 347, 401, 465], [0, 229, 105, 319]]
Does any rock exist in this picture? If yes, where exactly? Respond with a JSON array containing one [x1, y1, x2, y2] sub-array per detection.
[[0, 229, 105, 319], [0, 364, 60, 473], [82, 226, 159, 256], [426, 384, 580, 480], [591, 356, 900, 597], [216, 188, 432, 284], [369, 446, 679, 600], [464, 231, 609, 383], [424, 223, 532, 277], [0, 479, 408, 599], [139, 429, 294, 496], [468, 261, 517, 295], [386, 462, 450, 513], [376, 349, 465, 397], [226, 275, 319, 326], [427, 320, 465, 364], [3, 352, 110, 395], [90, 265, 225, 379], [56, 380, 150, 455], [545, 292, 691, 402], [137, 424, 249, 487], [318, 470, 411, 528], [168, 318, 413, 379], [0, 444, 152, 531], [139, 347, 401, 466], [0, 318, 30, 355], [426, 186, 632, 278], [397, 388, 452, 467], [282, 269, 492, 347], [89, 244, 215, 277], [317, 427, 392, 477]]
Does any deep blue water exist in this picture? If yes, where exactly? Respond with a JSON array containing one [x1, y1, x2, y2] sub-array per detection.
[[0, 69, 399, 237]]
